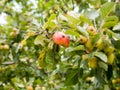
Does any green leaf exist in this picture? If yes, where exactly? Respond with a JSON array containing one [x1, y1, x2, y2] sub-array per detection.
[[65, 30, 80, 38], [67, 45, 85, 52], [77, 26, 89, 38], [94, 52, 108, 63], [102, 21, 117, 28], [45, 49, 56, 65], [115, 3, 120, 19], [98, 61, 108, 71], [102, 16, 118, 28], [34, 35, 45, 46], [107, 29, 120, 39], [66, 14, 80, 25], [105, 16, 118, 22], [65, 68, 80, 85], [113, 22, 120, 30], [80, 15, 92, 25], [100, 2, 115, 18], [48, 41, 54, 49], [0, 38, 6, 43], [43, 14, 56, 29], [112, 40, 120, 50], [92, 32, 102, 44], [38, 51, 46, 68]]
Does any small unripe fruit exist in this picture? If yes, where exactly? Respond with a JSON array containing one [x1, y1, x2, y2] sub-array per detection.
[[104, 46, 115, 55], [82, 54, 88, 61], [79, 35, 88, 44], [107, 53, 115, 64], [86, 77, 94, 82], [88, 57, 97, 69], [53, 31, 70, 47], [3, 44, 10, 50], [87, 26, 97, 36], [117, 78, 120, 83], [112, 79, 117, 84], [86, 77, 92, 83], [27, 85, 33, 90], [27, 32, 36, 37], [54, 5, 59, 11], [85, 40, 93, 51], [21, 40, 27, 46], [0, 45, 4, 49], [42, 86, 46, 90], [116, 87, 120, 90], [10, 32, 17, 37], [95, 38, 104, 50], [95, 4, 100, 9], [0, 45, 9, 50], [10, 28, 19, 37], [49, 9, 54, 14]]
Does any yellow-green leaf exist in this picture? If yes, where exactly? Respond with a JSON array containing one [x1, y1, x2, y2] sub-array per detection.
[[100, 2, 115, 18]]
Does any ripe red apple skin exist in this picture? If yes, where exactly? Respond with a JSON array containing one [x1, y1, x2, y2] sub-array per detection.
[[53, 31, 70, 47]]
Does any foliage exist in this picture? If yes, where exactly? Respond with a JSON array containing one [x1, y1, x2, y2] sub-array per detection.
[[0, 0, 120, 90]]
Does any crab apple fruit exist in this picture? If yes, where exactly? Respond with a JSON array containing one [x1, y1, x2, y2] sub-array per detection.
[[104, 46, 115, 55], [95, 38, 104, 50], [85, 40, 93, 52], [79, 35, 88, 44], [88, 57, 97, 69], [53, 31, 70, 47], [82, 54, 88, 61], [87, 26, 97, 36], [112, 79, 117, 84], [26, 85, 33, 90], [107, 53, 115, 65]]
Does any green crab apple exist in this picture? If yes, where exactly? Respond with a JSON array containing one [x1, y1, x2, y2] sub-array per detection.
[[53, 31, 70, 47]]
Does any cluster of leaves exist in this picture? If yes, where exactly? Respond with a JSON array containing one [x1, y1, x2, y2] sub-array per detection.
[[0, 0, 120, 90]]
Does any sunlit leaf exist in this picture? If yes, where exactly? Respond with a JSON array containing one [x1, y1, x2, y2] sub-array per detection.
[[0, 38, 6, 43], [77, 26, 89, 38], [48, 41, 54, 49], [34, 35, 45, 46], [107, 29, 120, 39], [92, 32, 102, 44], [94, 52, 108, 63], [102, 16, 118, 28], [80, 15, 92, 25], [100, 2, 115, 18], [43, 14, 56, 29], [113, 22, 120, 30], [98, 61, 108, 71], [67, 45, 85, 52], [65, 30, 80, 38], [105, 16, 118, 22], [65, 14, 80, 25], [102, 22, 117, 28]]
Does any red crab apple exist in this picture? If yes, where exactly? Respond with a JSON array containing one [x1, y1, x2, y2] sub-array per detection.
[[53, 31, 70, 47]]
